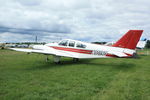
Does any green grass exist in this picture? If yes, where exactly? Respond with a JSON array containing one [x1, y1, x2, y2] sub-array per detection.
[[0, 49, 150, 100]]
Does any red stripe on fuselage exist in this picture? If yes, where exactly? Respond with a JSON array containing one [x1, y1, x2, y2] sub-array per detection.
[[50, 46, 93, 54]]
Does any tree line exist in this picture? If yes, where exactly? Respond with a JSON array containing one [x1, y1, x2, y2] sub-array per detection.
[[146, 40, 150, 48]]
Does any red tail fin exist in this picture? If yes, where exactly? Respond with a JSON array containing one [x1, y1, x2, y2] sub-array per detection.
[[112, 30, 143, 49]]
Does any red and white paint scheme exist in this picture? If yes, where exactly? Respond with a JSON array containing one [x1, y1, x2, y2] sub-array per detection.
[[10, 30, 143, 63]]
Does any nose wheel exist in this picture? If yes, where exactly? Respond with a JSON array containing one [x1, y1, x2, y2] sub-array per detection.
[[45, 55, 49, 62]]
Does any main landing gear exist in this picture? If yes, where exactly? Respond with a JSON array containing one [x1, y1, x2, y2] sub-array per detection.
[[53, 56, 61, 64], [45, 55, 61, 63], [45, 55, 79, 64], [73, 58, 79, 62]]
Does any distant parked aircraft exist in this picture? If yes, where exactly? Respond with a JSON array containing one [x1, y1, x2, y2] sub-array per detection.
[[10, 30, 143, 63], [136, 38, 147, 49]]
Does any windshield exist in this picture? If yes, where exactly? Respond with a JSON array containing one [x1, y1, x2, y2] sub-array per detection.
[[58, 40, 68, 46]]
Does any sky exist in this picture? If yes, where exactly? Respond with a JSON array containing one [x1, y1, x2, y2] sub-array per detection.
[[0, 0, 150, 43]]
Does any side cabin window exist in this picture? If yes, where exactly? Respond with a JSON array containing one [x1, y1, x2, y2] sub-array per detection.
[[69, 41, 75, 47], [76, 43, 86, 48], [58, 40, 68, 46]]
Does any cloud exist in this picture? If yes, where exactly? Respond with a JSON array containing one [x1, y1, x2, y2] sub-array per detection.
[[0, 32, 33, 43], [0, 25, 71, 35], [0, 0, 150, 42]]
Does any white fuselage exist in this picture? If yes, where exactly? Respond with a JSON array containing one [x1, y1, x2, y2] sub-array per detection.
[[39, 39, 135, 58]]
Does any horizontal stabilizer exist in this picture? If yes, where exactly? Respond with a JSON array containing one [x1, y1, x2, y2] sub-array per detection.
[[108, 51, 128, 57]]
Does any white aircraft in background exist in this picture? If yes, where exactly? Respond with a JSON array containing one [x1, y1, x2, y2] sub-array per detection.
[[10, 30, 143, 63], [136, 38, 147, 49]]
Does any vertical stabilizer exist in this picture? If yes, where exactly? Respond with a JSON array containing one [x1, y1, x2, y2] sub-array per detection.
[[112, 30, 143, 49]]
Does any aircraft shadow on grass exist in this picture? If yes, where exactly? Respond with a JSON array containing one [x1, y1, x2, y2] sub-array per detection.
[[25, 58, 135, 72]]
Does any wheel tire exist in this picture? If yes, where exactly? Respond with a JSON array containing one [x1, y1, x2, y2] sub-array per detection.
[[132, 53, 138, 58], [73, 58, 79, 62]]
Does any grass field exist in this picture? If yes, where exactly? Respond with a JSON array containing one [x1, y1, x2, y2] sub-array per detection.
[[0, 49, 150, 100]]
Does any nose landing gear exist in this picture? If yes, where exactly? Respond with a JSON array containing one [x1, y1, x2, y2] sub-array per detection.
[[45, 55, 49, 62]]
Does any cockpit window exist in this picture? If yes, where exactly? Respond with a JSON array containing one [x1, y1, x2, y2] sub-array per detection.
[[58, 40, 68, 46], [69, 41, 75, 47], [76, 43, 86, 48]]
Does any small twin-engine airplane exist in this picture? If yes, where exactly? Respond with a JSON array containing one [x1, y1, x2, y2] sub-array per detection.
[[10, 30, 143, 63]]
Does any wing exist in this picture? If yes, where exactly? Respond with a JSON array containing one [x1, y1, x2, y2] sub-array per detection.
[[10, 48, 33, 52], [9, 47, 77, 58], [9, 47, 56, 55]]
